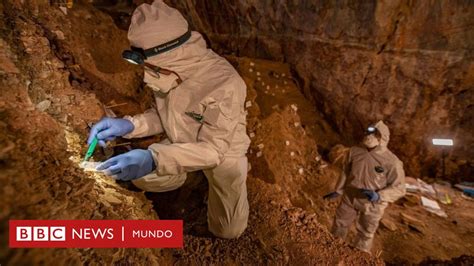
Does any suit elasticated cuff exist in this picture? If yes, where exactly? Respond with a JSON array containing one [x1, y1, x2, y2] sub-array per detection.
[[122, 116, 138, 139]]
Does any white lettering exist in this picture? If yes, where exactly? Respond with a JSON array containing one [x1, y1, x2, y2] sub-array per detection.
[[106, 228, 114, 239], [131, 230, 173, 238], [83, 228, 91, 239], [132, 230, 140, 238], [71, 228, 114, 240], [72, 228, 81, 239]]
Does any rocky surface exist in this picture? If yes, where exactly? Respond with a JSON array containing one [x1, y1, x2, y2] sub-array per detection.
[[167, 0, 474, 182], [0, 2, 170, 264]]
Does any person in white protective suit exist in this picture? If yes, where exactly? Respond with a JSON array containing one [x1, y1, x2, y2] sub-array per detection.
[[323, 121, 406, 253], [87, 0, 250, 239]]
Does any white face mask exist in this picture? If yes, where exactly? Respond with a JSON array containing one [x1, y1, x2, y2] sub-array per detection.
[[144, 68, 179, 93], [363, 134, 380, 149]]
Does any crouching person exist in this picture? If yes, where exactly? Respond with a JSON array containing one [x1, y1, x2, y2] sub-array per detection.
[[87, 0, 250, 239]]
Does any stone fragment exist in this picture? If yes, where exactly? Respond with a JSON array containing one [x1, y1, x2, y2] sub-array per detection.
[[256, 151, 263, 158], [79, 161, 101, 172], [290, 104, 298, 112], [245, 101, 252, 108], [36, 100, 51, 112], [401, 213, 426, 234], [53, 30, 65, 40], [380, 218, 397, 231], [59, 6, 67, 15]]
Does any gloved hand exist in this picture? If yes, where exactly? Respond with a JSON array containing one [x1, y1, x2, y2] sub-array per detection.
[[361, 189, 380, 202], [323, 192, 341, 200], [97, 149, 156, 181], [88, 117, 134, 147]]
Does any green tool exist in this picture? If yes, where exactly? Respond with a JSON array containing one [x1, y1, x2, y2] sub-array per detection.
[[84, 137, 98, 161]]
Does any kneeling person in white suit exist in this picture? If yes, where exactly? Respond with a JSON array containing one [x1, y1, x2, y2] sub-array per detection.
[[87, 0, 250, 239]]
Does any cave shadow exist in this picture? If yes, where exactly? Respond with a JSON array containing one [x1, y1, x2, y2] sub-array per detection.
[[141, 171, 211, 237]]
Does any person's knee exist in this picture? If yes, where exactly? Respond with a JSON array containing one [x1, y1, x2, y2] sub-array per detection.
[[210, 221, 247, 239], [357, 214, 382, 236], [131, 173, 186, 192], [331, 222, 349, 239], [208, 208, 249, 239]]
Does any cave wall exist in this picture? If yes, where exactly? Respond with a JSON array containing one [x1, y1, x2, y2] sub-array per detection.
[[166, 0, 474, 182]]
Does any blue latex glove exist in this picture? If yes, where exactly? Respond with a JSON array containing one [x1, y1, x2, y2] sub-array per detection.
[[463, 188, 474, 197], [323, 192, 341, 200], [88, 117, 134, 147], [361, 189, 380, 202], [97, 149, 156, 181]]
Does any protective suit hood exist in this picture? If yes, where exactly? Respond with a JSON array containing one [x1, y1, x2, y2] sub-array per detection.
[[373, 120, 390, 147], [128, 0, 188, 51], [127, 0, 209, 82]]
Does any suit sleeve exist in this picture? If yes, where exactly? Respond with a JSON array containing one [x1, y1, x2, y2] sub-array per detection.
[[122, 108, 164, 138], [335, 148, 352, 194], [148, 80, 244, 176], [378, 161, 406, 202]]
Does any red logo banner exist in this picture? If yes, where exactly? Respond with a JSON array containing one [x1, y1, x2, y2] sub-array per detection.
[[9, 220, 183, 248]]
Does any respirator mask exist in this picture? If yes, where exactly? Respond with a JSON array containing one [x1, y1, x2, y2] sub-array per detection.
[[121, 29, 192, 91], [363, 126, 380, 149]]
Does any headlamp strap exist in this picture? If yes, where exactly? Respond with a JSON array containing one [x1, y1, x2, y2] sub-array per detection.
[[143, 29, 192, 58]]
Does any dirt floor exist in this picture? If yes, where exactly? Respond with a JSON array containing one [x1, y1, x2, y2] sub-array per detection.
[[0, 2, 473, 265]]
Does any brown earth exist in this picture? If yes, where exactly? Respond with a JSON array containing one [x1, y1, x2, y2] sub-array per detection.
[[1, 1, 473, 265]]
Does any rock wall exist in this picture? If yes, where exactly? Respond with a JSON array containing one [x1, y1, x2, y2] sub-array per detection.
[[166, 0, 474, 182], [0, 2, 170, 263]]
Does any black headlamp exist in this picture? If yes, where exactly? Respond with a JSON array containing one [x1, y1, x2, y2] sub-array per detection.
[[122, 47, 146, 65], [121, 29, 192, 65]]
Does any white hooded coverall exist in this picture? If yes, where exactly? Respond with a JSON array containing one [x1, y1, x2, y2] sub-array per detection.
[[332, 121, 406, 252], [122, 1, 250, 239]]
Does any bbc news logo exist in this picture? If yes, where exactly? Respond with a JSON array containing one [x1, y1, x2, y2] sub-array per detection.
[[9, 220, 183, 248], [16, 226, 66, 241]]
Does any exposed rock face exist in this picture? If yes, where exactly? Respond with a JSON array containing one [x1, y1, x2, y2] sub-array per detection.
[[167, 0, 474, 181]]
